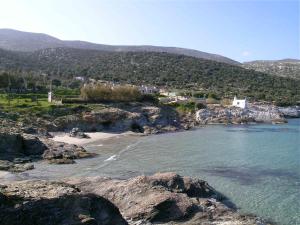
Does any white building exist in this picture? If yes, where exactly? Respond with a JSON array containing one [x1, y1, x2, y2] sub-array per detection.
[[75, 76, 85, 81], [139, 85, 159, 94], [232, 96, 247, 109]]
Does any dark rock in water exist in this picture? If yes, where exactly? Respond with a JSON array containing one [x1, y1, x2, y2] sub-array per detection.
[[0, 159, 34, 172], [0, 180, 127, 225], [13, 157, 32, 164], [0, 160, 14, 171], [42, 139, 95, 164], [48, 158, 75, 164]]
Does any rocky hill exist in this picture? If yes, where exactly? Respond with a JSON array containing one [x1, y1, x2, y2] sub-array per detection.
[[0, 47, 299, 104], [0, 28, 240, 65], [243, 59, 300, 79]]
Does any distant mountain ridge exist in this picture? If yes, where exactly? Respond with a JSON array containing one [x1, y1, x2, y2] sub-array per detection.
[[243, 59, 300, 79], [0, 28, 240, 65]]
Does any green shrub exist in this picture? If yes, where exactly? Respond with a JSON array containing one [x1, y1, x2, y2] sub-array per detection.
[[176, 102, 196, 113], [80, 84, 141, 102], [196, 102, 206, 109]]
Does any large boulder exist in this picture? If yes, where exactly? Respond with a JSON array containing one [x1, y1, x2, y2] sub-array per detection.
[[0, 180, 127, 225], [22, 134, 48, 155], [66, 172, 272, 224], [42, 138, 95, 164]]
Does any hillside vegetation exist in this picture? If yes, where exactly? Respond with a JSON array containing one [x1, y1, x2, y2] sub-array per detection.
[[243, 59, 300, 79], [0, 28, 239, 65], [0, 47, 299, 105]]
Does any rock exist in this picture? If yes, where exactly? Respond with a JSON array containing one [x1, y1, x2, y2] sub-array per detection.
[[0, 132, 23, 157], [50, 103, 182, 134], [10, 163, 34, 172], [13, 157, 32, 164], [0, 180, 127, 225], [69, 127, 90, 138], [66, 172, 272, 224], [22, 134, 48, 155], [0, 160, 14, 171], [48, 158, 75, 164], [278, 106, 300, 118], [195, 103, 293, 124], [0, 160, 34, 172], [42, 139, 95, 164], [0, 120, 95, 171]]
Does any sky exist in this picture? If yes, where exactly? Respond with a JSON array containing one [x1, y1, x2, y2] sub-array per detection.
[[0, 0, 299, 62]]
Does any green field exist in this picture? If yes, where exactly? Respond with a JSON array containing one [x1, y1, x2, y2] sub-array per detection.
[[0, 92, 115, 122]]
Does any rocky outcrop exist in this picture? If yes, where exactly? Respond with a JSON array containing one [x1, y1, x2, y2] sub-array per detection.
[[0, 172, 273, 225], [48, 103, 181, 134], [0, 180, 127, 225], [66, 172, 272, 225], [278, 106, 300, 118], [0, 121, 95, 171], [41, 138, 95, 164], [195, 104, 292, 124]]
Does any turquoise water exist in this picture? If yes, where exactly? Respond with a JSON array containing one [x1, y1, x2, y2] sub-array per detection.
[[11, 119, 300, 225]]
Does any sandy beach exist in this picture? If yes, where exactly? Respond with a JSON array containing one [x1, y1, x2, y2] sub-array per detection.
[[50, 131, 141, 145]]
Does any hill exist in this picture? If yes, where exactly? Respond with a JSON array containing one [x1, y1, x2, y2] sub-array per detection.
[[0, 28, 240, 65], [0, 47, 299, 105], [243, 59, 300, 79]]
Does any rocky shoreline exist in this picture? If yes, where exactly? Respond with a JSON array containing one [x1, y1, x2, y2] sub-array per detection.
[[196, 104, 300, 125], [0, 102, 299, 173], [0, 172, 274, 225], [0, 102, 298, 224]]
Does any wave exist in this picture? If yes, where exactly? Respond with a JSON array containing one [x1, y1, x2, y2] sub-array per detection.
[[104, 155, 117, 161]]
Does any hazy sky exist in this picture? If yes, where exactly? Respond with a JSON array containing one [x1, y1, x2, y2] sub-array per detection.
[[0, 0, 299, 62]]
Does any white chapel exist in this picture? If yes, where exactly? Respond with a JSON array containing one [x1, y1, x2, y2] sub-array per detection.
[[232, 96, 247, 109]]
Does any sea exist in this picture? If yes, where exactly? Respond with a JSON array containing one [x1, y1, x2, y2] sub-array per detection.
[[7, 119, 300, 225]]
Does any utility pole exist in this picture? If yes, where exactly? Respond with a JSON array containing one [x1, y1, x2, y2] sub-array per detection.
[[7, 73, 12, 106], [48, 79, 53, 103]]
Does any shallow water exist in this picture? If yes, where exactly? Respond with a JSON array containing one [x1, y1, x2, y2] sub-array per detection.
[[5, 119, 300, 225]]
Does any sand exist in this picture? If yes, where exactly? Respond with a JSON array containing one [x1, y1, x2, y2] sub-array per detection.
[[50, 131, 139, 145]]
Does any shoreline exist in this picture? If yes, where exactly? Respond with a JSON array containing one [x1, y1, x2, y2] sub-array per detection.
[[50, 131, 144, 146], [49, 117, 299, 146]]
